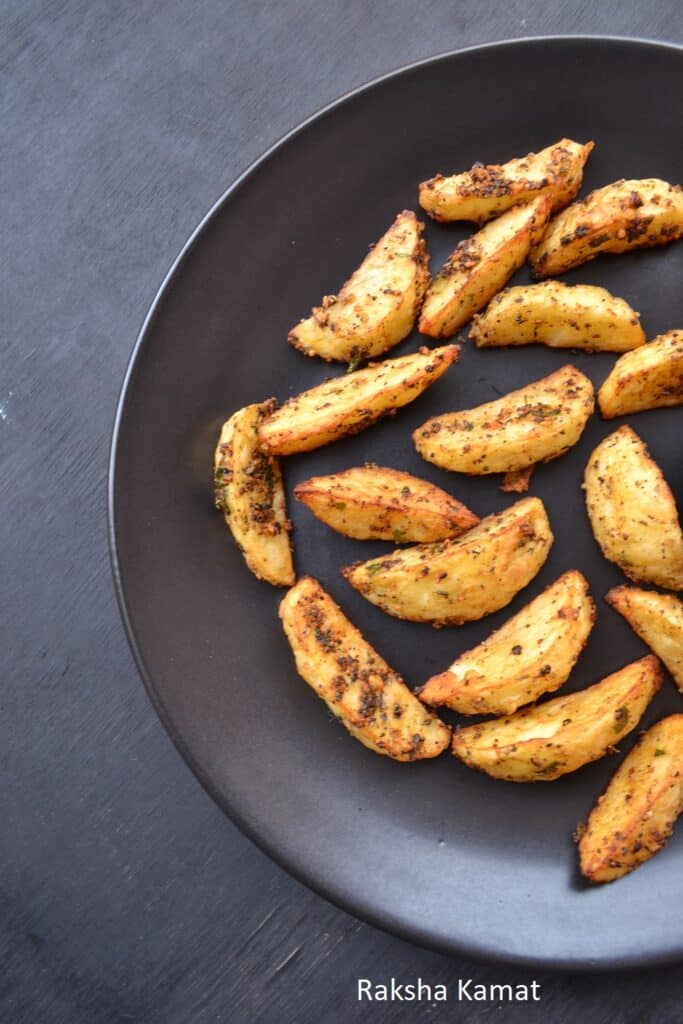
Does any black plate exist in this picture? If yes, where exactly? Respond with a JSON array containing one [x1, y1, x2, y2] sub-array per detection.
[[109, 37, 683, 968]]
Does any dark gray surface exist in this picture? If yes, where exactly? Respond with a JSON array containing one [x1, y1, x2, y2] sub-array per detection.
[[2, 3, 683, 1022]]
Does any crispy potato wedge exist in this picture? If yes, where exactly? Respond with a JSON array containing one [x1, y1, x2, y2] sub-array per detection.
[[294, 465, 479, 543], [214, 402, 295, 587], [341, 497, 553, 626], [419, 138, 594, 223], [413, 364, 594, 475], [258, 345, 459, 456], [606, 586, 683, 695], [418, 195, 552, 338], [470, 281, 645, 353], [279, 577, 451, 760], [584, 426, 683, 591], [597, 329, 683, 418], [579, 714, 683, 882], [418, 570, 595, 715], [288, 211, 430, 363], [451, 655, 662, 782], [530, 178, 683, 278]]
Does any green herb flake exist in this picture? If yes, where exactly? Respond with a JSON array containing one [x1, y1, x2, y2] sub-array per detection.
[[346, 356, 362, 373], [614, 706, 630, 733], [392, 527, 407, 543], [366, 563, 384, 576], [654, 748, 667, 757]]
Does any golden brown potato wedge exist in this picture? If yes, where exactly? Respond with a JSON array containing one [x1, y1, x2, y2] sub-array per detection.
[[419, 138, 594, 223], [258, 344, 459, 456], [597, 329, 683, 418], [341, 496, 553, 626], [418, 570, 595, 715], [579, 714, 683, 882], [288, 211, 430, 363], [214, 402, 295, 587], [294, 465, 479, 542], [413, 364, 594, 475], [279, 576, 451, 760], [470, 281, 645, 352], [451, 655, 662, 782], [584, 426, 683, 591], [606, 586, 683, 695], [419, 195, 552, 338], [530, 178, 683, 278]]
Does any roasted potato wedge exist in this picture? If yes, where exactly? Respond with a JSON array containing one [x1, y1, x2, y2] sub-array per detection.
[[607, 586, 683, 695], [530, 178, 683, 278], [279, 577, 451, 760], [341, 496, 553, 626], [413, 364, 594, 475], [419, 138, 594, 223], [288, 211, 430, 363], [470, 281, 645, 353], [597, 329, 683, 418], [451, 655, 662, 782], [419, 195, 552, 338], [258, 344, 459, 456], [214, 402, 295, 587], [579, 714, 683, 883], [294, 465, 479, 542], [418, 570, 595, 715], [584, 425, 683, 591]]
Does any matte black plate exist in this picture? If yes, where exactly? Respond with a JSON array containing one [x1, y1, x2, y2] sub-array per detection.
[[110, 38, 683, 968]]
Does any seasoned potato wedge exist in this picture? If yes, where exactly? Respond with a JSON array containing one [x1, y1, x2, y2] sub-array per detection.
[[470, 281, 645, 353], [597, 329, 683, 418], [451, 655, 662, 782], [294, 465, 479, 542], [413, 364, 594, 475], [418, 570, 595, 715], [288, 211, 430, 363], [341, 497, 553, 626], [419, 195, 552, 338], [579, 714, 683, 882], [419, 138, 594, 223], [584, 426, 683, 591], [279, 577, 451, 760], [214, 402, 295, 587], [607, 586, 683, 695], [530, 178, 683, 278], [258, 345, 458, 456]]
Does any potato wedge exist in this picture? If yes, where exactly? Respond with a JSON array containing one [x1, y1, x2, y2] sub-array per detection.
[[279, 577, 451, 760], [579, 714, 683, 882], [418, 571, 595, 715], [530, 178, 683, 278], [451, 655, 662, 782], [597, 329, 683, 418], [470, 281, 645, 353], [606, 586, 683, 695], [294, 465, 479, 543], [288, 211, 430, 363], [419, 138, 594, 223], [418, 195, 552, 338], [584, 425, 683, 591], [214, 402, 295, 587], [413, 364, 594, 475], [258, 344, 458, 456], [341, 496, 553, 626]]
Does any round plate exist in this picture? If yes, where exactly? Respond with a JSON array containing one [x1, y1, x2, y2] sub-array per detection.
[[109, 37, 683, 968]]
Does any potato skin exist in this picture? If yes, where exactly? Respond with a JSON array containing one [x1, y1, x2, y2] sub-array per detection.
[[278, 577, 451, 761], [418, 570, 595, 715], [341, 496, 553, 627], [288, 211, 430, 363], [579, 714, 683, 883], [607, 586, 683, 695], [584, 425, 683, 591], [470, 281, 645, 353], [597, 329, 683, 418], [419, 138, 594, 223], [413, 364, 594, 475], [294, 465, 479, 543], [452, 655, 662, 782]]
